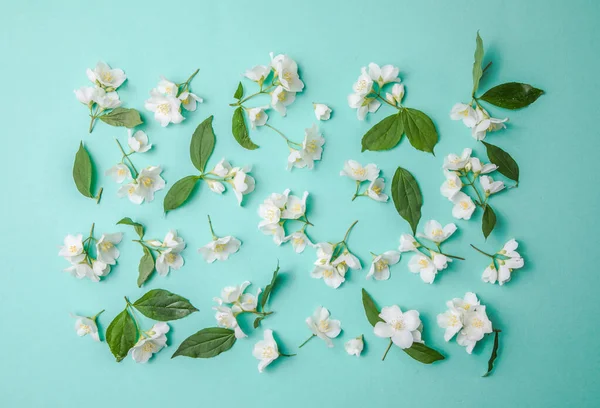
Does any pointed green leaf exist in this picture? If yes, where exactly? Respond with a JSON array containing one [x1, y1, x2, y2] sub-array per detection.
[[232, 107, 258, 150], [403, 342, 445, 364], [163, 176, 199, 213], [73, 142, 94, 198], [133, 289, 198, 321], [472, 31, 484, 96], [116, 217, 144, 238], [362, 288, 383, 327], [190, 116, 215, 172], [482, 142, 520, 184], [99, 107, 143, 128], [480, 82, 544, 110], [106, 308, 137, 362], [483, 330, 501, 377], [361, 113, 403, 151], [391, 167, 423, 235], [172, 328, 236, 359], [401, 108, 438, 154], [253, 316, 264, 329], [259, 262, 280, 311], [137, 246, 155, 287], [482, 205, 497, 239], [233, 82, 244, 100]]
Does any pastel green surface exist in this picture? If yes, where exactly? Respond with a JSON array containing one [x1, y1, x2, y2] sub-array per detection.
[[1, 0, 598, 407]]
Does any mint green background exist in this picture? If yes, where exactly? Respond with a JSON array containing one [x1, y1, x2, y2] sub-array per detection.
[[1, 0, 598, 406]]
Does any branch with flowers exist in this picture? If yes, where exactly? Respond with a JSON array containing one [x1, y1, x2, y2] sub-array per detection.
[[117, 217, 186, 287], [350, 63, 439, 155], [105, 289, 198, 363], [75, 62, 143, 133], [163, 115, 255, 213], [172, 263, 284, 359], [229, 53, 326, 171]]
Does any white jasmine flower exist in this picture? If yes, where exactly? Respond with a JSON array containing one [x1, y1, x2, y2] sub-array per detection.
[[74, 86, 97, 106], [95, 232, 122, 265], [105, 163, 131, 183], [374, 305, 421, 349], [481, 263, 499, 284], [206, 179, 225, 194], [457, 306, 493, 354], [451, 192, 476, 220], [450, 103, 477, 128], [443, 148, 472, 170], [271, 85, 296, 116], [417, 220, 457, 244], [248, 106, 268, 129], [298, 124, 325, 169], [398, 234, 419, 253], [469, 157, 497, 175], [211, 158, 232, 177], [260, 223, 285, 245], [283, 231, 313, 253], [408, 252, 450, 284], [131, 322, 170, 363], [117, 183, 144, 205], [64, 263, 97, 281], [258, 202, 281, 227], [352, 68, 374, 96], [313, 103, 332, 120], [72, 314, 101, 341], [127, 130, 152, 153], [228, 166, 255, 205], [270, 53, 304, 92], [93, 88, 121, 109], [282, 191, 308, 219], [92, 260, 110, 277], [340, 160, 379, 182], [385, 83, 405, 105], [367, 251, 401, 280], [58, 234, 84, 262], [145, 92, 184, 127], [286, 149, 306, 170], [437, 306, 464, 342], [440, 170, 462, 199], [495, 239, 524, 285], [311, 263, 345, 289], [244, 65, 270, 82], [135, 166, 165, 202], [367, 63, 400, 87], [219, 281, 250, 304], [238, 287, 261, 313], [345, 335, 364, 357], [471, 107, 508, 140], [253, 329, 280, 372], [155, 77, 177, 96], [305, 306, 341, 347], [86, 62, 126, 89], [198, 236, 241, 263], [332, 250, 362, 275], [314, 242, 334, 265], [214, 306, 246, 339], [480, 175, 505, 196], [348, 93, 381, 120], [178, 91, 202, 111], [155, 248, 184, 276], [366, 178, 388, 202], [161, 230, 186, 252]]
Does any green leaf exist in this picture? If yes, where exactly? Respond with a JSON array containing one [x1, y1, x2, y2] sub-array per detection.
[[232, 107, 258, 150], [116, 217, 144, 238], [137, 246, 155, 287], [106, 308, 137, 362], [362, 288, 383, 327], [472, 31, 484, 96], [482, 142, 520, 184], [190, 115, 215, 172], [403, 342, 445, 364], [233, 82, 244, 100], [73, 142, 94, 198], [480, 82, 544, 110], [482, 205, 497, 239], [401, 108, 438, 154], [99, 107, 143, 128], [483, 330, 501, 377], [259, 262, 280, 311], [163, 176, 199, 213], [391, 167, 423, 235], [133, 289, 198, 321], [253, 316, 264, 329], [361, 113, 403, 151], [172, 328, 236, 359]]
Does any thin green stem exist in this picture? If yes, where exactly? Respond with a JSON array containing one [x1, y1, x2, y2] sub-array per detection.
[[264, 124, 302, 148], [207, 215, 217, 240], [351, 180, 362, 201], [279, 352, 296, 357], [95, 187, 103, 204], [298, 334, 315, 348], [470, 244, 495, 258], [382, 340, 393, 361], [342, 220, 359, 243], [91, 309, 105, 321], [115, 139, 139, 178], [177, 68, 199, 96]]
